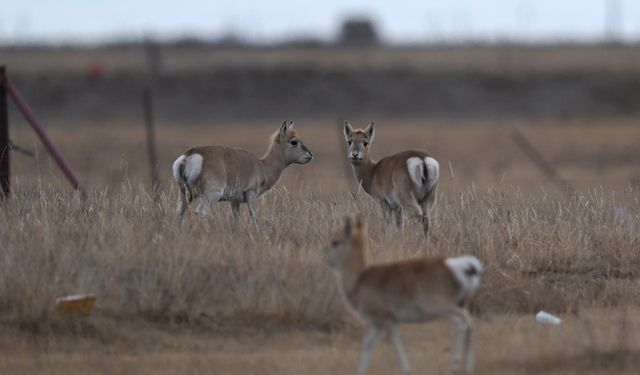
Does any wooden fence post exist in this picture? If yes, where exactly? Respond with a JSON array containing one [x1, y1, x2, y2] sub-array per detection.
[[142, 87, 160, 200], [511, 128, 575, 197]]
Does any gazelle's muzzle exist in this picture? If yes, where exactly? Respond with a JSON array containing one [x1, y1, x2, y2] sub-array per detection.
[[301, 150, 313, 163], [348, 152, 364, 162]]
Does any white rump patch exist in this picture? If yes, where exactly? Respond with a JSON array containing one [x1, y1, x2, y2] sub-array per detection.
[[172, 155, 186, 182], [406, 157, 424, 188], [445, 256, 483, 296], [172, 154, 203, 185], [424, 157, 439, 191], [184, 154, 203, 184], [405, 156, 439, 191]]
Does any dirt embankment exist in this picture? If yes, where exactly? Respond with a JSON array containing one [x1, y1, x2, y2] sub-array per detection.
[[8, 68, 640, 123]]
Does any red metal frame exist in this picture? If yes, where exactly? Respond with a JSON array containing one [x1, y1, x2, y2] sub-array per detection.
[[1, 69, 87, 199]]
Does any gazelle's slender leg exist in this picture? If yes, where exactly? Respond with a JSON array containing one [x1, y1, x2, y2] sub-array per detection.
[[177, 184, 189, 218], [401, 198, 425, 240], [395, 208, 404, 232], [388, 324, 411, 373], [196, 187, 223, 218], [230, 201, 241, 222], [195, 199, 209, 217], [443, 308, 473, 374], [421, 210, 430, 236], [381, 201, 394, 235], [421, 189, 437, 236], [245, 191, 258, 227], [358, 326, 382, 375]]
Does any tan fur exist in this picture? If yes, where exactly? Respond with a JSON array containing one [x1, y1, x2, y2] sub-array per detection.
[[173, 121, 313, 222], [344, 121, 439, 236], [324, 217, 479, 374]]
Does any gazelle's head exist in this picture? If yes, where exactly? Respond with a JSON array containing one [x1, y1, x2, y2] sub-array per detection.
[[276, 120, 313, 165], [343, 121, 374, 165], [324, 216, 366, 269]]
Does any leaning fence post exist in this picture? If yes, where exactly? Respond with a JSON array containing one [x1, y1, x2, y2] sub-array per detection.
[[0, 66, 9, 198], [511, 128, 575, 198]]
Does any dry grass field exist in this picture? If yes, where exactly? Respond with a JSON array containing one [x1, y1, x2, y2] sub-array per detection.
[[1, 116, 640, 373]]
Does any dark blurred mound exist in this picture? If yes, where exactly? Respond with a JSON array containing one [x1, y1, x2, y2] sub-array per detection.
[[5, 44, 640, 124]]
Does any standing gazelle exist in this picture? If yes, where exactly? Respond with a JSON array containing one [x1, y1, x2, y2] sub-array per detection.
[[172, 120, 313, 222], [324, 216, 482, 374], [344, 121, 439, 235]]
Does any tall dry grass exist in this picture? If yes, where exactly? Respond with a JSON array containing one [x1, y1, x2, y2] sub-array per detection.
[[1, 183, 638, 335]]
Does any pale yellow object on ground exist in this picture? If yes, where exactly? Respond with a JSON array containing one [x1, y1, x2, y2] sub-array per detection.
[[56, 294, 96, 315]]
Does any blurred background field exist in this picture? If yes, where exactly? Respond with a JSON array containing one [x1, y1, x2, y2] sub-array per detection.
[[4, 44, 640, 195], [2, 1, 640, 374]]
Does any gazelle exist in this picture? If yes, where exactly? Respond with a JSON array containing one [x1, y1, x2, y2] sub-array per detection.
[[172, 120, 313, 222], [343, 121, 439, 235], [324, 216, 482, 374]]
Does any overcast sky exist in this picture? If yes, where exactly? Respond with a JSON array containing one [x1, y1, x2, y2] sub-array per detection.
[[1, 0, 638, 44]]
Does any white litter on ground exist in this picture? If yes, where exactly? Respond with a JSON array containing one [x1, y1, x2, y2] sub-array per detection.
[[535, 310, 562, 325]]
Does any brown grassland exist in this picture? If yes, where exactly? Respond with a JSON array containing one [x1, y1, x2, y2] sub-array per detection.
[[1, 117, 640, 374]]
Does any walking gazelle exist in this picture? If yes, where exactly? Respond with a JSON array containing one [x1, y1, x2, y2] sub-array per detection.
[[324, 216, 482, 374], [172, 120, 313, 222], [343, 121, 439, 236]]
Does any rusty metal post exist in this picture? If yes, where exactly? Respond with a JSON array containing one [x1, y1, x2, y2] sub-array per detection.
[[2, 75, 87, 199], [0, 67, 9, 198]]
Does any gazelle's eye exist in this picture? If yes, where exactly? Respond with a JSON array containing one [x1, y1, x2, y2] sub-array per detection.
[[347, 141, 352, 146], [331, 240, 339, 247], [290, 140, 298, 146], [363, 142, 369, 147]]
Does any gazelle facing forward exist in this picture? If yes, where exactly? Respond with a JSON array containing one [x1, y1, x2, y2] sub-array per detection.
[[344, 121, 439, 235], [172, 121, 313, 222], [324, 217, 482, 374]]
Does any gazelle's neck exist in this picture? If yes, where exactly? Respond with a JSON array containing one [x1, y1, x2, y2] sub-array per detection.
[[259, 143, 286, 191], [337, 240, 367, 298], [351, 158, 376, 194]]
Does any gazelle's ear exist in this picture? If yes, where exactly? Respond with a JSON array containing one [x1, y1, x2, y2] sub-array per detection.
[[280, 120, 290, 141], [343, 121, 353, 142], [287, 120, 294, 129], [364, 121, 375, 142], [344, 216, 353, 238]]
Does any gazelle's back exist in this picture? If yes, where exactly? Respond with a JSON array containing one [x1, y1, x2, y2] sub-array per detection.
[[351, 257, 459, 322], [371, 150, 432, 199], [184, 145, 262, 197]]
